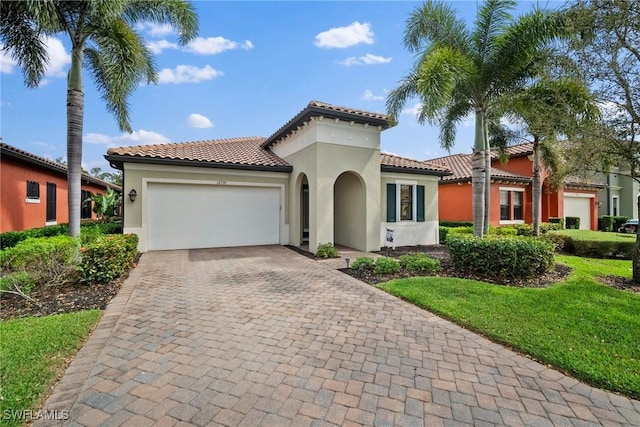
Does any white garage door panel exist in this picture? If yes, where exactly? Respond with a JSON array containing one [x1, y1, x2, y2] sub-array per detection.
[[147, 183, 280, 250], [564, 196, 591, 230]]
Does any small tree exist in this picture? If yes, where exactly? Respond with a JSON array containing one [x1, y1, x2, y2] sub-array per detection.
[[86, 188, 121, 221]]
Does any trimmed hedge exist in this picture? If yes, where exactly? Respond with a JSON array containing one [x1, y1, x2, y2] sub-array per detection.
[[440, 221, 474, 228], [446, 234, 555, 280], [0, 221, 122, 250], [79, 234, 139, 284], [563, 236, 634, 259], [565, 217, 581, 230], [599, 215, 614, 232], [374, 257, 401, 274], [613, 216, 630, 232], [351, 256, 375, 270], [548, 217, 564, 229]]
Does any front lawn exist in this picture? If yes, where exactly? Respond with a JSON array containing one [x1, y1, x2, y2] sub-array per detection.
[[552, 228, 637, 242], [0, 310, 101, 426], [379, 255, 640, 399]]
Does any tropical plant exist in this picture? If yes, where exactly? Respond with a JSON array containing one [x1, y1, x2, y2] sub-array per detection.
[[386, 0, 564, 237], [0, 0, 198, 237], [85, 187, 121, 220], [497, 76, 599, 236]]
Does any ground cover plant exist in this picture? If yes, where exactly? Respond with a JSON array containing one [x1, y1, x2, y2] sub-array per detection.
[[0, 310, 101, 427], [378, 255, 640, 399]]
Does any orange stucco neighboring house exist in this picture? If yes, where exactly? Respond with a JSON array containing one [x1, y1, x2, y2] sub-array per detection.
[[428, 143, 606, 230], [1, 142, 120, 233]]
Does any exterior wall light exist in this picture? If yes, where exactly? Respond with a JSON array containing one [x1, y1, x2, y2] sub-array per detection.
[[128, 189, 137, 203]]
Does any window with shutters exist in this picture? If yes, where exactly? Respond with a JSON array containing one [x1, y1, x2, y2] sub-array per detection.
[[81, 190, 93, 219], [386, 182, 425, 223], [46, 182, 57, 222], [26, 180, 40, 201]]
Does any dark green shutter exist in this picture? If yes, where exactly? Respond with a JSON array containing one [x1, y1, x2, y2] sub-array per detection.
[[386, 183, 396, 222], [417, 185, 425, 222]]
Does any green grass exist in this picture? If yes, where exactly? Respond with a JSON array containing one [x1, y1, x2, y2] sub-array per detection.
[[379, 255, 640, 399], [552, 229, 637, 242], [0, 310, 101, 426]]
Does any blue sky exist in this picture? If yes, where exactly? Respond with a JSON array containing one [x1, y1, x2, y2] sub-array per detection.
[[0, 0, 559, 174]]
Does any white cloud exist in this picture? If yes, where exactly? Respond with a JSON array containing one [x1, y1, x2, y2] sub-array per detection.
[[362, 89, 384, 101], [314, 21, 374, 49], [187, 113, 213, 128], [339, 53, 391, 66], [157, 65, 223, 84], [0, 43, 17, 73], [136, 22, 175, 38], [43, 36, 71, 77], [84, 129, 170, 147], [147, 40, 178, 54], [186, 37, 253, 55], [402, 103, 422, 117]]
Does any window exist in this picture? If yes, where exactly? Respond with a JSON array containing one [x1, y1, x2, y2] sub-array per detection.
[[400, 184, 413, 220], [513, 191, 523, 220], [500, 190, 511, 220], [26, 180, 40, 200], [81, 190, 93, 219], [612, 196, 619, 216], [386, 183, 425, 222], [500, 188, 525, 222], [46, 182, 56, 222]]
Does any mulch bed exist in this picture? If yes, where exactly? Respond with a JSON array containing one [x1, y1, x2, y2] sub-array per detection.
[[0, 278, 125, 321]]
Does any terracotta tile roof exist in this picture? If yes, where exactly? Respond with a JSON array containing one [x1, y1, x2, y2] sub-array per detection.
[[263, 100, 391, 148], [428, 153, 532, 183], [493, 142, 534, 158], [564, 175, 607, 189], [381, 153, 451, 176], [106, 136, 292, 171], [1, 142, 120, 191]]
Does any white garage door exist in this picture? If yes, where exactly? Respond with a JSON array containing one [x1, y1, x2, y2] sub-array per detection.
[[564, 195, 591, 230], [147, 182, 280, 250]]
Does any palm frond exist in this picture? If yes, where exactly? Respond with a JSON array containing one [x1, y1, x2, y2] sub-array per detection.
[[386, 71, 420, 122], [439, 98, 472, 150], [472, 0, 516, 68], [86, 17, 157, 132], [124, 0, 198, 45], [403, 0, 470, 55]]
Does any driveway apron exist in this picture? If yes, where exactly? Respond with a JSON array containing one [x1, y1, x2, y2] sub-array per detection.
[[36, 246, 640, 426]]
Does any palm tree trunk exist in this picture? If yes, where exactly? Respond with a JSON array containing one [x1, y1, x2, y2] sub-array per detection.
[[67, 46, 84, 237], [472, 110, 486, 237], [483, 114, 491, 235], [532, 138, 542, 237]]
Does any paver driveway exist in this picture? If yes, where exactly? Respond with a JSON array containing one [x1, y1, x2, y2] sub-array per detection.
[[38, 246, 639, 426]]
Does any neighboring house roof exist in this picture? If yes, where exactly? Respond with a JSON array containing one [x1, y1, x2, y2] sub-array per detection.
[[428, 153, 532, 183], [380, 153, 451, 176], [492, 142, 534, 159], [1, 142, 121, 191], [262, 100, 391, 148], [106, 136, 293, 172], [564, 175, 607, 189]]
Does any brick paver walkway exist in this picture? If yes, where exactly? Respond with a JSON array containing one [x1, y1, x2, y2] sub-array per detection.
[[37, 246, 639, 426]]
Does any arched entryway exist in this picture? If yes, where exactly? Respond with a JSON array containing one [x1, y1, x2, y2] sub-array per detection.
[[333, 171, 366, 250]]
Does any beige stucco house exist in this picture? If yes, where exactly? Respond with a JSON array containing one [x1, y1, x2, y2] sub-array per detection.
[[105, 101, 450, 253]]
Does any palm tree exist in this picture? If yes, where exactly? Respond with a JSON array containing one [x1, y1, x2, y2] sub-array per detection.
[[1, 0, 198, 237], [386, 0, 563, 237], [500, 77, 599, 236]]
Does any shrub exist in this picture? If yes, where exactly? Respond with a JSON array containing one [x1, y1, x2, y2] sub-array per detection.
[[351, 256, 375, 270], [446, 234, 555, 280], [494, 227, 518, 236], [448, 226, 473, 236], [565, 216, 581, 230], [315, 242, 339, 258], [440, 221, 474, 228], [374, 257, 400, 275], [599, 215, 614, 232], [513, 224, 534, 236], [0, 272, 37, 295], [540, 233, 567, 251], [539, 222, 562, 234], [0, 221, 122, 250], [563, 237, 634, 259], [79, 234, 139, 284], [0, 236, 80, 286], [439, 227, 450, 244], [548, 217, 564, 229], [399, 253, 441, 273]]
